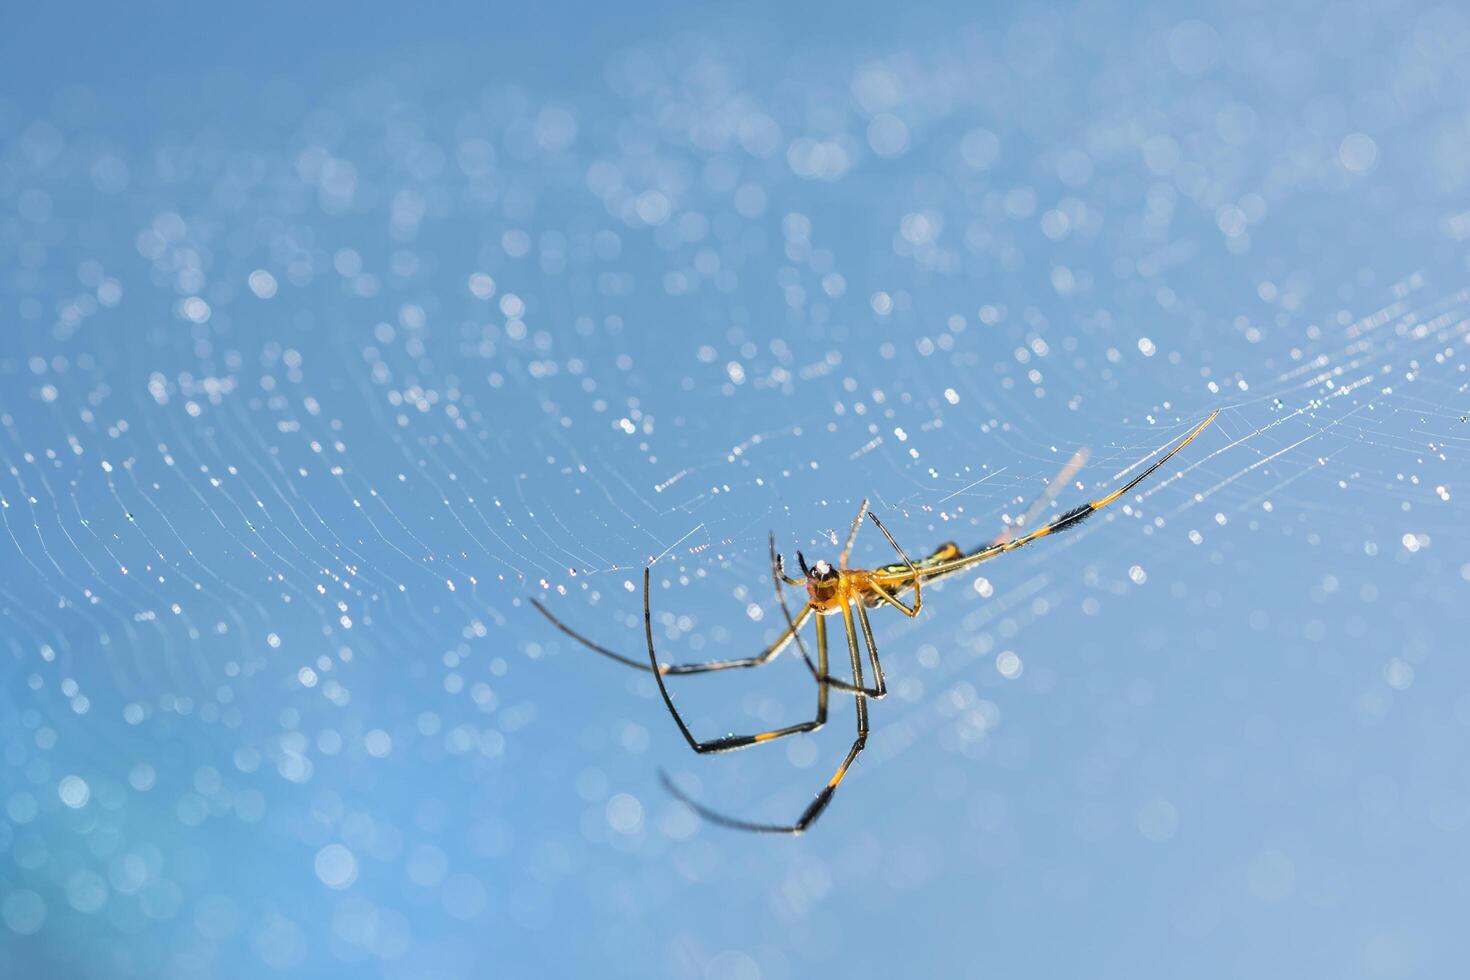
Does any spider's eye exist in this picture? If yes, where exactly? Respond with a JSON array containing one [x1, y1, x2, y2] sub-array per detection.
[[812, 560, 836, 581]]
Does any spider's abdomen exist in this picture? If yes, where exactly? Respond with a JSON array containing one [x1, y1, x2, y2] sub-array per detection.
[[873, 541, 959, 578]]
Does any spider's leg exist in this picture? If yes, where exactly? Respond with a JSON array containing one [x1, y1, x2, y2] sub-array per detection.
[[866, 511, 922, 617], [531, 594, 810, 676], [643, 567, 827, 754], [797, 599, 885, 699], [661, 594, 869, 834], [854, 601, 886, 697], [773, 530, 807, 587], [838, 498, 870, 570], [990, 447, 1089, 547], [913, 410, 1220, 584], [769, 534, 812, 657], [775, 552, 806, 587]]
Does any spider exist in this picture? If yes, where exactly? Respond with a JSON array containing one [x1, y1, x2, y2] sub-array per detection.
[[532, 411, 1218, 834]]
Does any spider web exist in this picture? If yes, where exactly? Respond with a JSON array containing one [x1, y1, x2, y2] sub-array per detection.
[[1, 4, 1468, 978]]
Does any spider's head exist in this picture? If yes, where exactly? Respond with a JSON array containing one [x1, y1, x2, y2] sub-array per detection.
[[801, 554, 841, 604]]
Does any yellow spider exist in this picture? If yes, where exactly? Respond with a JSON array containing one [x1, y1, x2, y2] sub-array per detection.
[[533, 411, 1218, 834]]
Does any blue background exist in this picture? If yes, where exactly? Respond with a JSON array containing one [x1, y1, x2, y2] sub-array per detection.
[[3, 2, 1469, 977]]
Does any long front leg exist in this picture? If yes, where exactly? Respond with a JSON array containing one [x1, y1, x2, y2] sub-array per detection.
[[662, 595, 870, 834], [644, 568, 828, 754], [532, 597, 811, 675]]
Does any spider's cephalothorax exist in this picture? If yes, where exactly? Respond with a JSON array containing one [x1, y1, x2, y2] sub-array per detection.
[[801, 556, 845, 611], [531, 410, 1220, 835]]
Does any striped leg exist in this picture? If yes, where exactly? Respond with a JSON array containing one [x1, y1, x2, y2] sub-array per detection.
[[660, 580, 871, 834], [643, 567, 829, 754]]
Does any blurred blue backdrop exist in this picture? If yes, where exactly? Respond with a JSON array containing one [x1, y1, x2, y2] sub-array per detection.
[[3, 2, 1469, 978]]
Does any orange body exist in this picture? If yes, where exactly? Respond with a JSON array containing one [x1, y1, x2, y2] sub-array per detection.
[[805, 566, 914, 614]]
